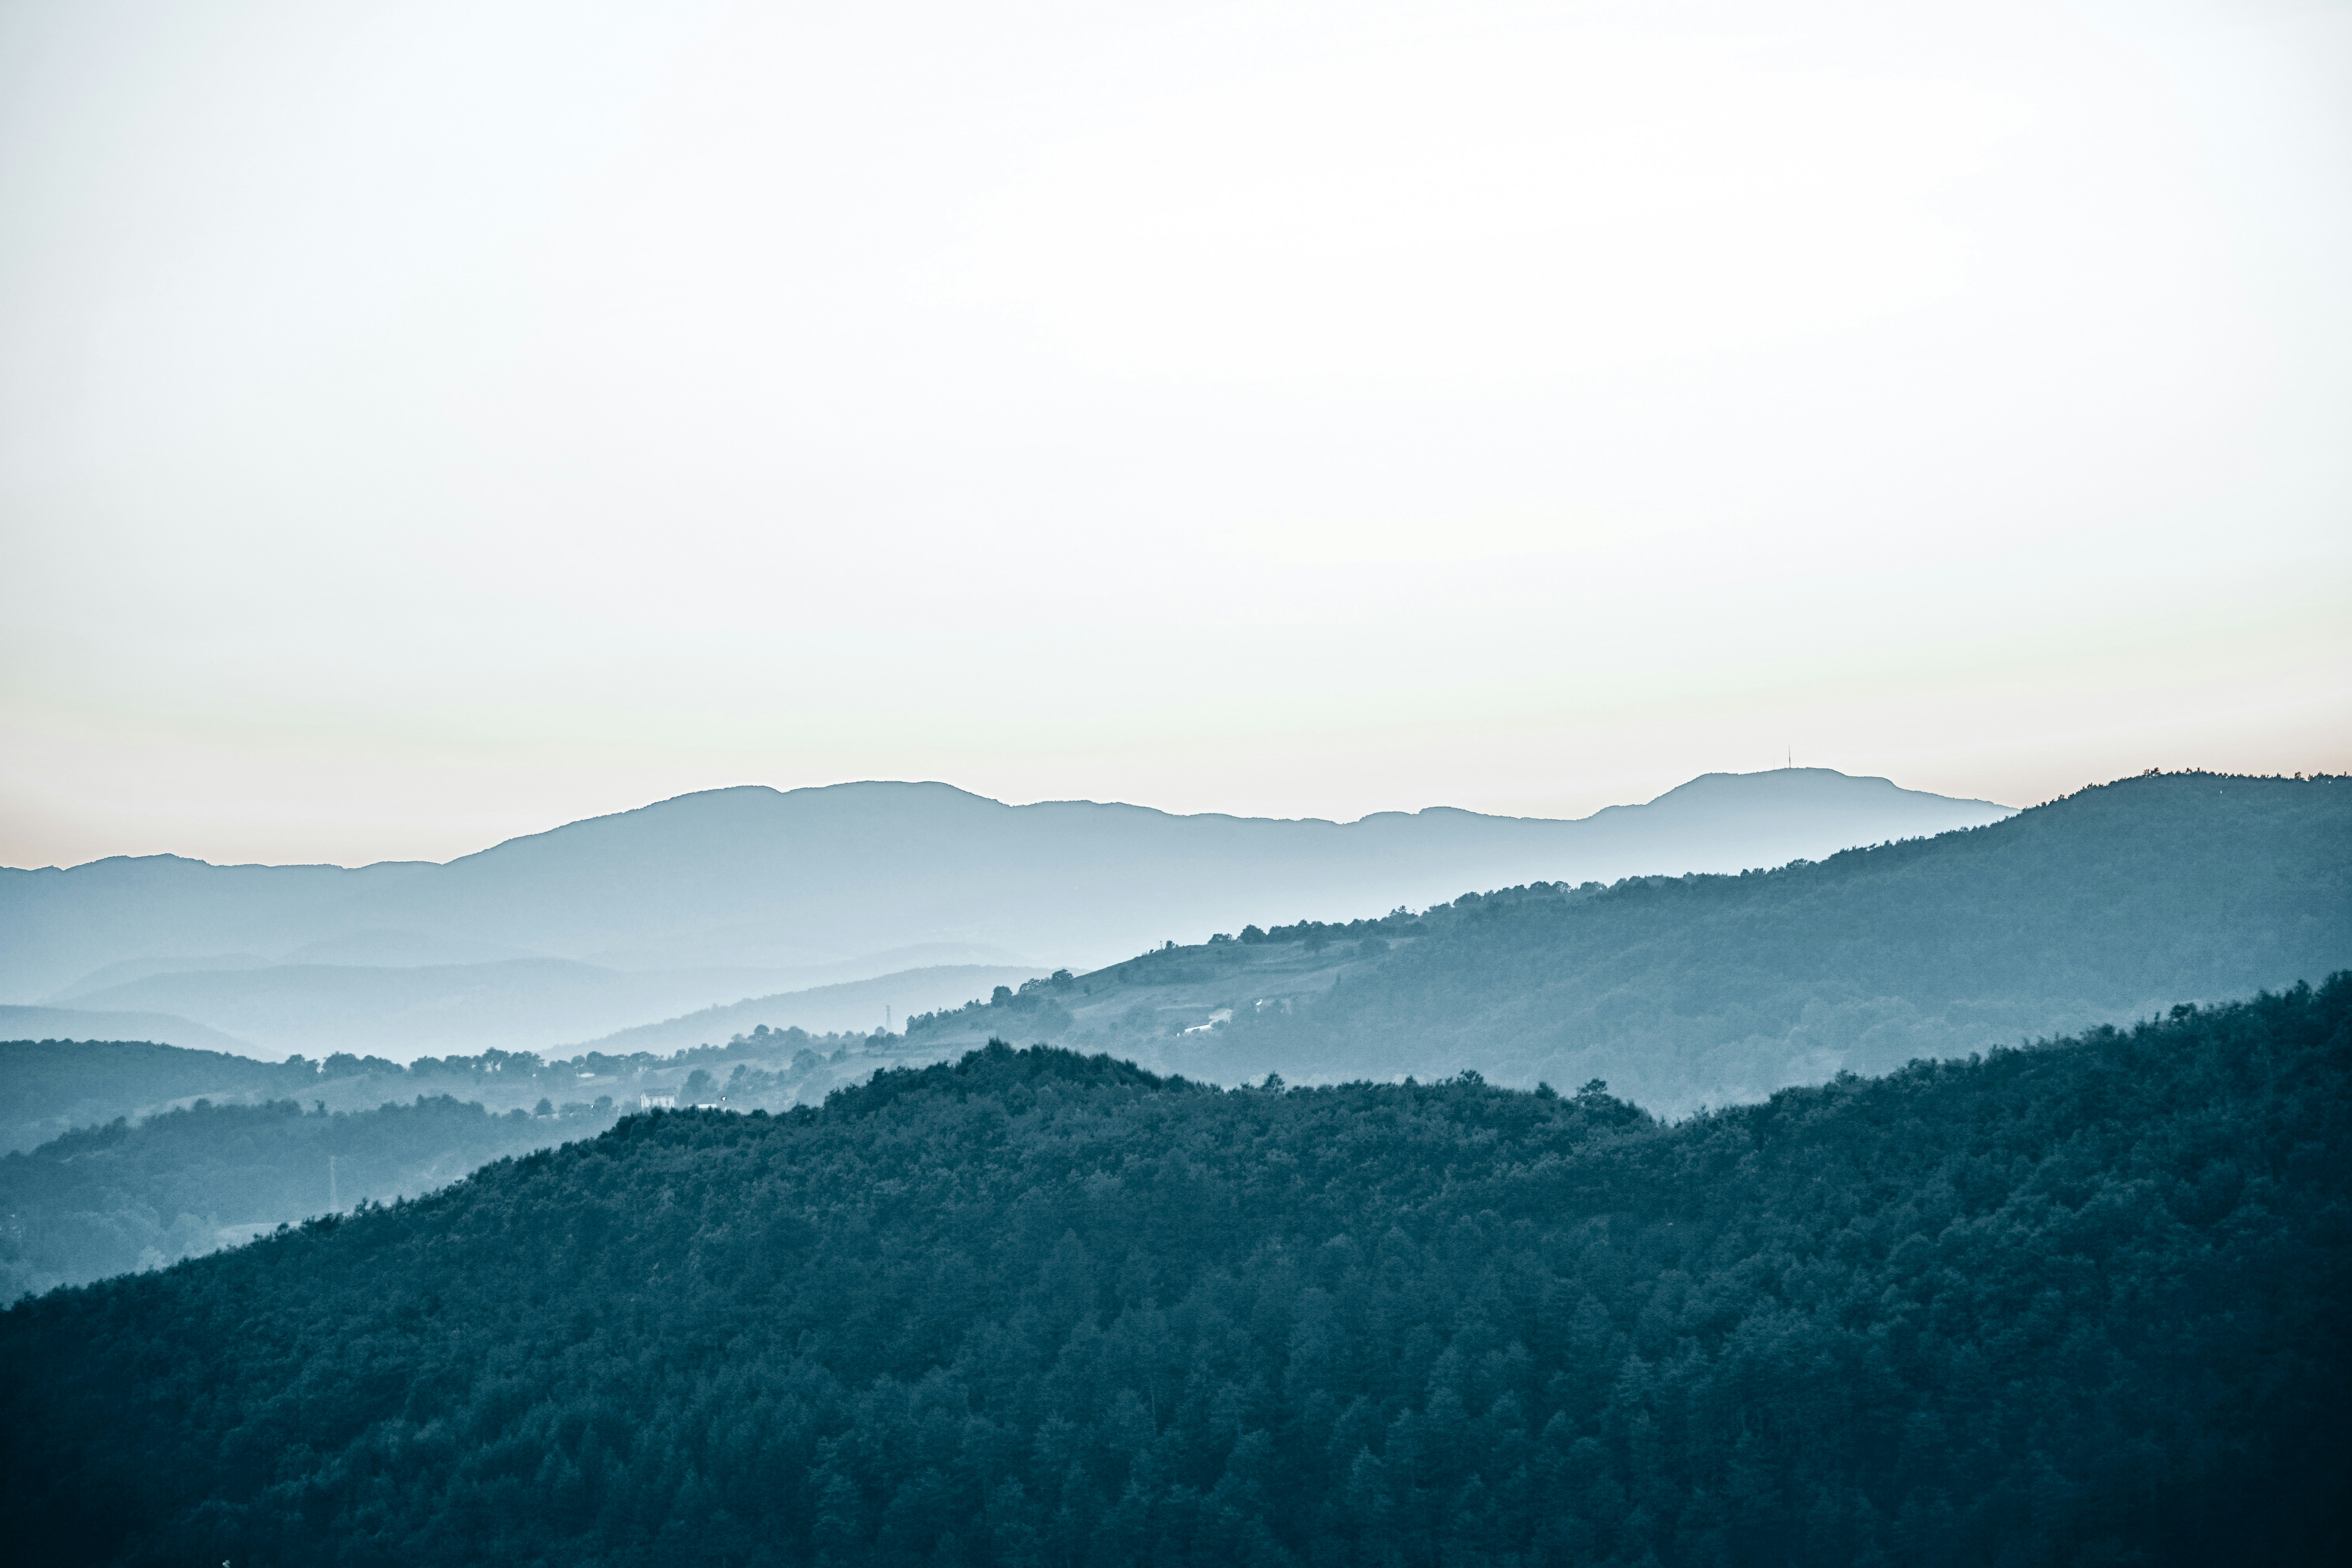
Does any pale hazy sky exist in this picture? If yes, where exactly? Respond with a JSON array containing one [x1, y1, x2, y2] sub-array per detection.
[[2, 0, 2346, 869]]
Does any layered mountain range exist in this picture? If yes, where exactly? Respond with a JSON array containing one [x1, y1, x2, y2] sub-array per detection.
[[0, 768, 2010, 1058], [3, 769, 2341, 1290]]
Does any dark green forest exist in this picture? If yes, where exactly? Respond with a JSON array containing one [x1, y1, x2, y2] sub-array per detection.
[[0, 1094, 618, 1297], [5, 975, 2344, 1567], [1167, 771, 2350, 1109]]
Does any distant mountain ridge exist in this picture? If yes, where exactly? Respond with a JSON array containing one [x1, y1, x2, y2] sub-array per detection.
[[0, 768, 2011, 1057]]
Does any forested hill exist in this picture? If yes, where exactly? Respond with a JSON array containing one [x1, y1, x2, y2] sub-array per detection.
[[1174, 770, 2351, 1110], [5, 978, 2345, 1567]]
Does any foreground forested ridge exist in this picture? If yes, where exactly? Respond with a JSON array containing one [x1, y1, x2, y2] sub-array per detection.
[[7, 978, 2345, 1566]]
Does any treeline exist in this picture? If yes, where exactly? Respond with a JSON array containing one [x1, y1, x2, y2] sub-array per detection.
[[1178, 771, 2352, 1111], [5, 976, 2345, 1566], [1220, 896, 1597, 948], [905, 971, 1078, 1039], [0, 1094, 619, 1297]]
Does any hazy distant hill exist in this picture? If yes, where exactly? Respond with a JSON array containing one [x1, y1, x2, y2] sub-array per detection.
[[0, 1094, 612, 1296], [0, 1036, 305, 1154], [0, 1013, 890, 1163], [566, 964, 1047, 1056], [0, 1005, 255, 1062], [0, 768, 2009, 1056], [17, 959, 1044, 1064]]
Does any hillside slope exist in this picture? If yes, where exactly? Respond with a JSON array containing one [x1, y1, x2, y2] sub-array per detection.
[[1058, 772, 2350, 1111], [4, 980, 2344, 1566]]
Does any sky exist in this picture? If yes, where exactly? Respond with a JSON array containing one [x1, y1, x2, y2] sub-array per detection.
[[2, 0, 2346, 870]]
